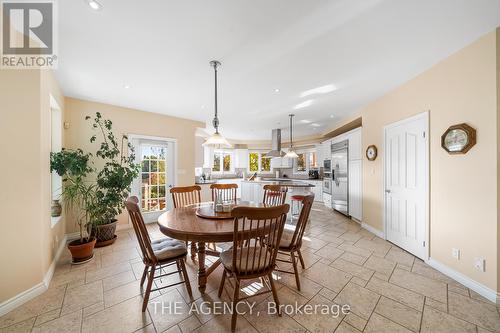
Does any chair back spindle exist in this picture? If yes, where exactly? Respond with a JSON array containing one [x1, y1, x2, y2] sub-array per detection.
[[230, 204, 289, 277], [288, 195, 314, 249], [210, 183, 238, 203], [124, 197, 157, 265], [170, 185, 201, 208], [262, 185, 287, 206]]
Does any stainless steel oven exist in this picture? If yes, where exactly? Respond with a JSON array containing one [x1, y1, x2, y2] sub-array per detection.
[[322, 177, 332, 194]]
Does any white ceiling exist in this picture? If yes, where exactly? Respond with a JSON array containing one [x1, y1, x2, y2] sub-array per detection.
[[57, 0, 500, 140]]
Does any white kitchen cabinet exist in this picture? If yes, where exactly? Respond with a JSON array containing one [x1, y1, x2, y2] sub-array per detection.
[[323, 193, 331, 208], [234, 149, 248, 169], [315, 143, 324, 167], [321, 139, 332, 163], [348, 128, 362, 161], [270, 156, 292, 169], [240, 181, 263, 202], [203, 146, 214, 168], [308, 180, 323, 202], [348, 159, 362, 221]]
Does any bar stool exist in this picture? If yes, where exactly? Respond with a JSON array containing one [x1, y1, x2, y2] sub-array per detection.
[[290, 194, 305, 221]]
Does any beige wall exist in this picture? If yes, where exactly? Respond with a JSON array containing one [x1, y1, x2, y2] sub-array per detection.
[[361, 30, 499, 291], [0, 69, 65, 303], [63, 98, 204, 231], [40, 70, 66, 274]]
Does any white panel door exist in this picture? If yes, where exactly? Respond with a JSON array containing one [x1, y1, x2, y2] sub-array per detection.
[[384, 113, 428, 259]]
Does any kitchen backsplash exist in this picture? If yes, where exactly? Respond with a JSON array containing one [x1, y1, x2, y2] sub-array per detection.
[[200, 167, 322, 180]]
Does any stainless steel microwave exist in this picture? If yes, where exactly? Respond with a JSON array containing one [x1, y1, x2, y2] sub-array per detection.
[[323, 159, 331, 172]]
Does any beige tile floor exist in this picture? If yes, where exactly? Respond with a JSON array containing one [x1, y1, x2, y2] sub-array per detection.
[[1, 203, 500, 333]]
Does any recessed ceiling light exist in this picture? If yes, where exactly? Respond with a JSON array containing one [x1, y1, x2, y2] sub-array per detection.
[[300, 84, 337, 98], [85, 0, 102, 11], [274, 88, 280, 93], [300, 119, 312, 124], [293, 99, 313, 110], [330, 114, 334, 118], [123, 84, 130, 89], [311, 123, 321, 127]]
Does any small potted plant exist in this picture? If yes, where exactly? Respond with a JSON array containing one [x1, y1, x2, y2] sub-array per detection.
[[50, 148, 97, 264], [86, 112, 140, 247]]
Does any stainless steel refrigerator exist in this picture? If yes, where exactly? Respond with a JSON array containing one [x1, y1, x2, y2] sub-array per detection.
[[331, 140, 349, 216]]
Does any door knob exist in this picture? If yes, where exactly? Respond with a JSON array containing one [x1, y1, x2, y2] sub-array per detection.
[[385, 189, 391, 193]]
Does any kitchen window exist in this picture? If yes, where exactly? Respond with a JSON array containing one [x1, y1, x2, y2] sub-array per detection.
[[212, 150, 233, 173], [248, 151, 272, 173], [294, 151, 317, 173], [296, 153, 306, 172]]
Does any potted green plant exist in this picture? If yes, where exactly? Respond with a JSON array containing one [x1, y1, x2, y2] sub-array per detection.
[[50, 148, 97, 263], [86, 112, 140, 247]]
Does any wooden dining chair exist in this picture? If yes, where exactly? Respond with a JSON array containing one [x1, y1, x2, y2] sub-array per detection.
[[124, 196, 192, 311], [262, 184, 287, 206], [218, 204, 290, 332], [210, 183, 238, 203], [274, 194, 314, 291], [170, 185, 202, 260]]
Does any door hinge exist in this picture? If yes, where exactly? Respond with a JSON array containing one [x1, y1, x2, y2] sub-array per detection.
[[423, 241, 426, 247], [422, 131, 426, 138]]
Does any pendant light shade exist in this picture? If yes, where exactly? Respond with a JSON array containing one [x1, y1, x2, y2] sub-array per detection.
[[285, 148, 299, 158], [285, 114, 298, 158], [203, 132, 231, 147], [203, 60, 231, 148]]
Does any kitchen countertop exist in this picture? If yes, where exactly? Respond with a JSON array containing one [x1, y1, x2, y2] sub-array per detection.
[[195, 180, 217, 185], [241, 179, 315, 187]]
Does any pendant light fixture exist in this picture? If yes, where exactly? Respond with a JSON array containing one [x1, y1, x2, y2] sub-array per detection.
[[285, 114, 299, 158], [203, 60, 231, 148]]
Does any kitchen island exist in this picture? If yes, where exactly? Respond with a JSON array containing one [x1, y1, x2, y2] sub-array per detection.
[[240, 180, 315, 214]]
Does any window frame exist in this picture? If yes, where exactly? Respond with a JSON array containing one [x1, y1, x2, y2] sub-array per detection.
[[211, 149, 234, 174], [293, 150, 318, 174], [248, 151, 272, 174]]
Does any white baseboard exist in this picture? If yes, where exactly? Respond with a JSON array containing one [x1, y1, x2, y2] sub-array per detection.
[[361, 223, 384, 239], [426, 258, 499, 304], [0, 235, 68, 316], [43, 235, 67, 286]]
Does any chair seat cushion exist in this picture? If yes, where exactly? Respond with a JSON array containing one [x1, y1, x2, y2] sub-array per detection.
[[152, 237, 187, 260], [220, 247, 273, 272]]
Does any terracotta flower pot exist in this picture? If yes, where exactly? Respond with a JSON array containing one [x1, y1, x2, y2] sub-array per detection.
[[68, 237, 96, 264]]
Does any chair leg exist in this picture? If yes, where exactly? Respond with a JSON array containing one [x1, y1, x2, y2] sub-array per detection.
[[179, 258, 193, 299], [140, 266, 148, 286], [176, 261, 182, 276], [297, 249, 305, 269], [218, 269, 227, 297], [231, 278, 240, 333], [268, 273, 281, 316], [142, 264, 156, 312], [190, 242, 197, 261], [290, 252, 301, 291]]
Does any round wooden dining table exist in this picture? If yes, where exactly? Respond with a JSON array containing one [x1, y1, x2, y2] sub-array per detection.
[[157, 201, 264, 292]]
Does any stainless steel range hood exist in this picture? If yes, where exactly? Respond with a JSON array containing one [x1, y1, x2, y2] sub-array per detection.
[[267, 129, 285, 157]]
